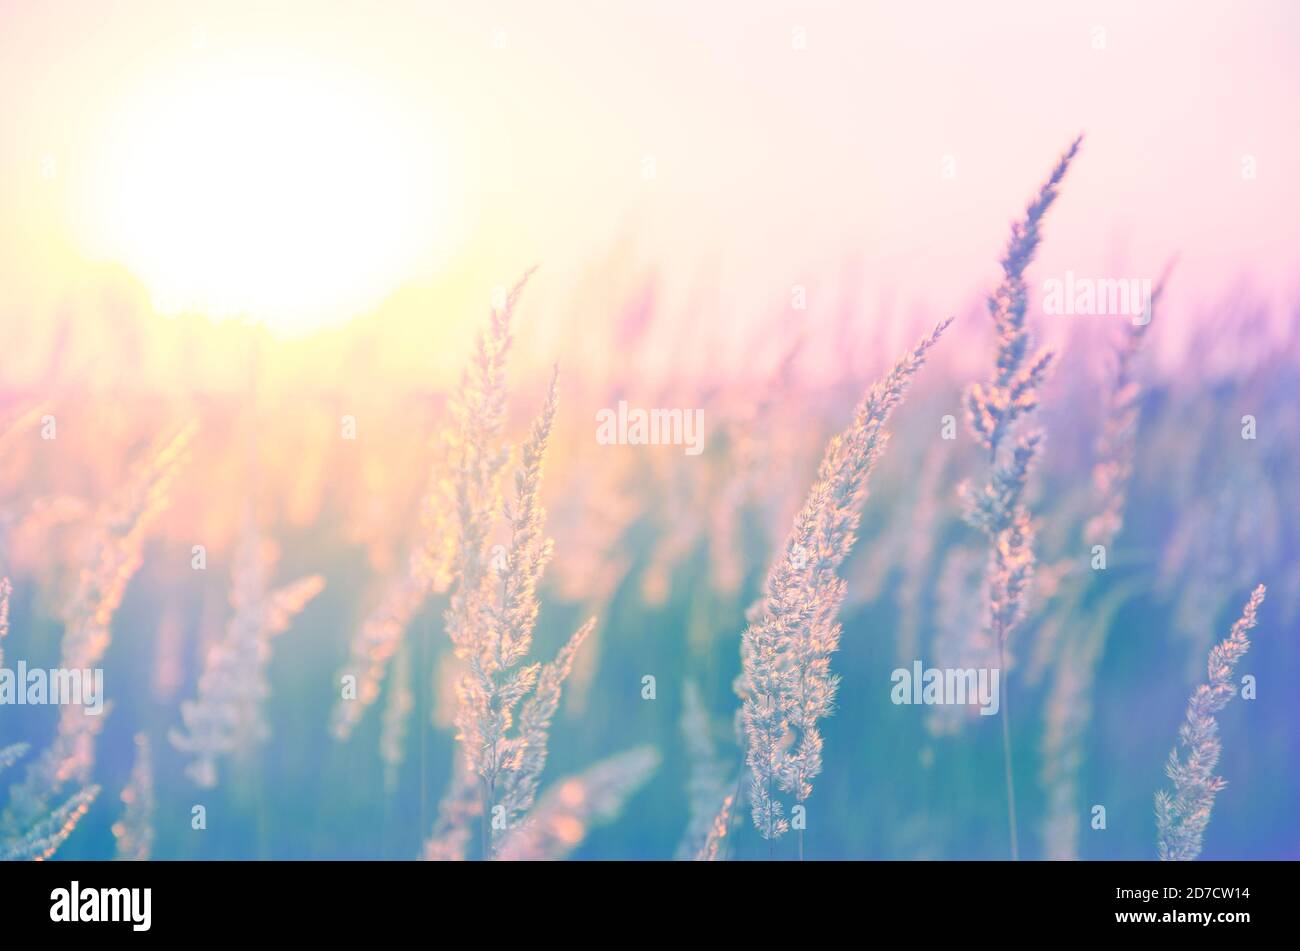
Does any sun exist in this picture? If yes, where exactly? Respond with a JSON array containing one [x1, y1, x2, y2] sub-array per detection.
[[79, 54, 453, 334]]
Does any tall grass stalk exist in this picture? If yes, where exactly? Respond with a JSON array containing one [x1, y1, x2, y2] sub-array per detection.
[[440, 271, 594, 857], [170, 508, 324, 787], [963, 136, 1082, 859], [1156, 584, 1264, 860], [2, 424, 193, 838], [738, 317, 952, 848], [1, 579, 100, 860], [695, 792, 736, 861]]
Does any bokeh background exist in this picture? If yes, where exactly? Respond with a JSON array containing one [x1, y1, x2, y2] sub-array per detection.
[[0, 0, 1297, 859]]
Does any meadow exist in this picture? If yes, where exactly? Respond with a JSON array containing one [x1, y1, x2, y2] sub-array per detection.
[[1, 131, 1296, 861]]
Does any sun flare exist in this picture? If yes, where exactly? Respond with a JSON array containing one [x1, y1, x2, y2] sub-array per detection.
[[79, 55, 452, 334]]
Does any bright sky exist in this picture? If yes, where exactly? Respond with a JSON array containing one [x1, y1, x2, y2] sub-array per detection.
[[1, 1, 1296, 350]]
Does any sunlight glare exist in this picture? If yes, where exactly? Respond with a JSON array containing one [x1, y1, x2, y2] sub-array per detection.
[[81, 56, 452, 334]]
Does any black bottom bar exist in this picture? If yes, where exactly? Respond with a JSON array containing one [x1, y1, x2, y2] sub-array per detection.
[[0, 859, 1284, 937]]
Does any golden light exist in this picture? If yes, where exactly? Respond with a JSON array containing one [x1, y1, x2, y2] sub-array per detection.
[[78, 54, 454, 335]]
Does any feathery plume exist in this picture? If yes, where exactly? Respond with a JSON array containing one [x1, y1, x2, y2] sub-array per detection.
[[0, 580, 99, 862], [170, 509, 324, 787], [495, 746, 660, 861], [444, 272, 535, 682], [59, 423, 196, 674], [5, 744, 98, 861], [738, 317, 952, 845], [437, 272, 594, 856], [443, 275, 533, 764], [695, 792, 736, 861], [493, 616, 595, 831], [449, 365, 550, 828], [3, 425, 192, 833], [112, 733, 154, 861], [962, 137, 1082, 860], [965, 135, 1080, 459], [1, 784, 99, 862], [962, 430, 1043, 644], [1156, 584, 1264, 861]]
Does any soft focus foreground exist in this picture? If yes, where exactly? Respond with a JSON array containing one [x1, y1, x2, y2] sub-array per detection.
[[1, 2, 1297, 861]]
